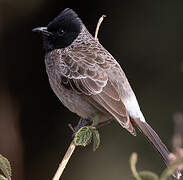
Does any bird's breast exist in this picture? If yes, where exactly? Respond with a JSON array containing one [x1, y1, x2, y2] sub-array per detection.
[[44, 50, 97, 119]]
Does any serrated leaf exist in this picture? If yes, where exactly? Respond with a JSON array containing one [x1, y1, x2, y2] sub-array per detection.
[[74, 126, 92, 147], [92, 129, 100, 151], [0, 175, 8, 180], [139, 171, 159, 180], [0, 154, 11, 180]]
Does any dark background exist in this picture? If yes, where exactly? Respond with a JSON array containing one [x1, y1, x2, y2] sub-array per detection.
[[1, 0, 183, 180]]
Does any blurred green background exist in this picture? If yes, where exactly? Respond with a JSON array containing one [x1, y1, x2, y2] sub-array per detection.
[[1, 0, 183, 180]]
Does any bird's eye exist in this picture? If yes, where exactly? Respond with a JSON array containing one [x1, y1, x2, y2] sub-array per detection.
[[57, 29, 64, 36]]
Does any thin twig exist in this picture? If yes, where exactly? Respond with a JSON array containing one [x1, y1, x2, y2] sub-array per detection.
[[52, 140, 76, 180], [68, 124, 75, 132], [95, 15, 106, 40]]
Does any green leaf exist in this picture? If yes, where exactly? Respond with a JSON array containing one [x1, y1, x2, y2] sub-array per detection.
[[74, 126, 92, 147], [0, 175, 8, 180], [0, 154, 11, 180], [139, 171, 159, 180], [92, 129, 100, 151]]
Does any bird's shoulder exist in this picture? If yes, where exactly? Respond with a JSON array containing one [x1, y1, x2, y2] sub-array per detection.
[[67, 39, 121, 73]]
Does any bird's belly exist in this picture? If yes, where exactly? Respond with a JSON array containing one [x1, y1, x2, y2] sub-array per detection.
[[48, 78, 96, 119]]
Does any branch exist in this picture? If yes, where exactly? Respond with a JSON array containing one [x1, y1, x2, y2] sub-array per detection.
[[52, 141, 76, 180], [95, 15, 106, 40]]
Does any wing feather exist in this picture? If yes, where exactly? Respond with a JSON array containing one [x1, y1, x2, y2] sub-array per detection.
[[57, 45, 136, 135]]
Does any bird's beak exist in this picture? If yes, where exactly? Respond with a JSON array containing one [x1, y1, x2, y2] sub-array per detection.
[[32, 27, 52, 36]]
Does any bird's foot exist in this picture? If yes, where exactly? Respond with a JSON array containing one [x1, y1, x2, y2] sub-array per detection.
[[69, 118, 92, 138]]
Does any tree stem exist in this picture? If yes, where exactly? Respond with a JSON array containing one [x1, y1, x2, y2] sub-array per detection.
[[52, 141, 76, 180]]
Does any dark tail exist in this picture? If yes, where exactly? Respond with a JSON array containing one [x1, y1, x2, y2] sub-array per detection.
[[136, 120, 181, 179]]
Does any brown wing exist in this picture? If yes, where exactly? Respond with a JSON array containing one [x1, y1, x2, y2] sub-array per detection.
[[58, 44, 136, 135]]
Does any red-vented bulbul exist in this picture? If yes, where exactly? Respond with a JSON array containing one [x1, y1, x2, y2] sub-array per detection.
[[33, 8, 181, 179]]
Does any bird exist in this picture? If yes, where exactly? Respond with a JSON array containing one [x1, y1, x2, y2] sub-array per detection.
[[32, 8, 181, 179]]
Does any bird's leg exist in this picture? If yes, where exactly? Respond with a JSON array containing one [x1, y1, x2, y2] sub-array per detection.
[[69, 118, 92, 138], [74, 118, 92, 132], [69, 117, 113, 137]]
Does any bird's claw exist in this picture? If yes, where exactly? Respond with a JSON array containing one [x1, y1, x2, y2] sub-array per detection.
[[70, 118, 92, 138]]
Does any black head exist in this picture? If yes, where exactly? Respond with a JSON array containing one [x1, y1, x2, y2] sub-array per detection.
[[33, 8, 82, 52]]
